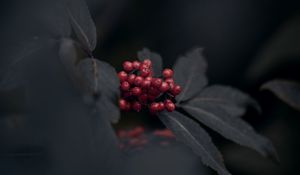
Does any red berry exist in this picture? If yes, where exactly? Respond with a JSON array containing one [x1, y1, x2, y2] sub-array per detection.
[[127, 74, 136, 84], [148, 86, 160, 96], [165, 78, 174, 84], [120, 81, 130, 91], [132, 61, 141, 69], [139, 94, 148, 103], [132, 101, 142, 112], [149, 102, 159, 113], [119, 99, 127, 110], [164, 99, 172, 104], [158, 102, 165, 111], [151, 78, 162, 88], [141, 80, 151, 88], [131, 87, 142, 96], [165, 102, 175, 112], [143, 59, 152, 67], [168, 81, 175, 90], [162, 68, 173, 78], [140, 67, 151, 77], [123, 61, 133, 72], [159, 82, 169, 92], [134, 76, 144, 86], [118, 71, 128, 82], [171, 85, 182, 95], [145, 76, 152, 81]]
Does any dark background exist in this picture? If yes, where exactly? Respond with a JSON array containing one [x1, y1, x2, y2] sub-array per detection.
[[0, 0, 300, 174]]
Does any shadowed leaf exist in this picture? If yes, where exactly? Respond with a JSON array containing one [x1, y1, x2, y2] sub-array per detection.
[[138, 48, 163, 77], [187, 85, 261, 117], [77, 58, 120, 123], [159, 111, 231, 175], [261, 79, 300, 111], [59, 38, 80, 82], [66, 0, 97, 52], [97, 96, 120, 124], [182, 102, 278, 162], [173, 48, 207, 103]]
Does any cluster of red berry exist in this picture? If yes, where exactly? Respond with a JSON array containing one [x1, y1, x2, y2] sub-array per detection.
[[118, 59, 181, 113]]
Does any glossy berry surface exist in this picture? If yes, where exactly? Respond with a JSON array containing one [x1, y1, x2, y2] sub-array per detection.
[[118, 59, 181, 113], [122, 61, 133, 72], [162, 68, 173, 78]]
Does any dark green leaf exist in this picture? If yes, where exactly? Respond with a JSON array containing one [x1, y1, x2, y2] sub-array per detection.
[[66, 0, 97, 51], [173, 48, 207, 103], [182, 102, 278, 161], [185, 85, 261, 117], [159, 111, 231, 175], [137, 48, 163, 77], [261, 79, 300, 111]]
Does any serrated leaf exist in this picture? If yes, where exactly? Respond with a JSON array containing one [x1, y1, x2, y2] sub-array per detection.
[[173, 48, 208, 103], [261, 79, 300, 111], [77, 58, 120, 123], [158, 111, 231, 175], [182, 102, 278, 161], [186, 85, 261, 117], [137, 48, 163, 77], [66, 0, 97, 52]]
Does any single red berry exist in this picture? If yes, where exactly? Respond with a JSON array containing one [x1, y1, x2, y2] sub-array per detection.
[[131, 87, 142, 96], [132, 101, 142, 112], [143, 59, 152, 67], [132, 61, 141, 69], [159, 82, 169, 92], [140, 67, 151, 77], [168, 81, 175, 90], [145, 76, 152, 81], [171, 85, 182, 95], [149, 102, 159, 113], [165, 78, 174, 84], [158, 102, 165, 111], [162, 68, 173, 78], [119, 99, 127, 110], [141, 80, 151, 88], [148, 86, 160, 96], [165, 102, 175, 112], [127, 74, 136, 84], [164, 99, 172, 104], [120, 81, 130, 91], [134, 76, 144, 86], [138, 94, 148, 103], [118, 71, 128, 82], [123, 61, 133, 72], [151, 78, 163, 88]]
